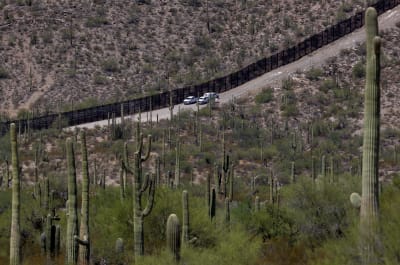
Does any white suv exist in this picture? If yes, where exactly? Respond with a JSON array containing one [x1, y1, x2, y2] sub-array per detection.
[[203, 92, 219, 99]]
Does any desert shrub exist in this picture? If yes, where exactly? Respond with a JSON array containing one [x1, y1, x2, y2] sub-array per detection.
[[93, 73, 108, 85], [86, 16, 108, 27], [194, 34, 213, 50], [319, 78, 337, 93], [352, 61, 365, 79], [102, 58, 119, 73], [282, 177, 357, 249], [41, 30, 53, 44], [0, 67, 9, 79], [255, 87, 274, 104], [282, 77, 294, 90], [306, 67, 324, 81]]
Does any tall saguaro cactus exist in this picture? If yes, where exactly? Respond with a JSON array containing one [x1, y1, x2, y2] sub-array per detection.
[[361, 7, 381, 264], [123, 129, 155, 261], [66, 138, 79, 265], [76, 131, 90, 265], [350, 7, 381, 265], [9, 123, 20, 265]]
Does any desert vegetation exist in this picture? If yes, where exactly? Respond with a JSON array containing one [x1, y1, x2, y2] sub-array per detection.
[[1, 2, 400, 265]]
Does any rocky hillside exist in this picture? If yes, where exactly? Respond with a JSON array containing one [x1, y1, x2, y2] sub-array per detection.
[[0, 0, 370, 116]]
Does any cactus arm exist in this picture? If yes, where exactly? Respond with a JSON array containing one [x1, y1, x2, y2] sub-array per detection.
[[141, 135, 152, 162], [142, 176, 155, 217], [140, 173, 150, 193], [137, 133, 144, 155], [74, 235, 89, 246], [119, 160, 125, 200]]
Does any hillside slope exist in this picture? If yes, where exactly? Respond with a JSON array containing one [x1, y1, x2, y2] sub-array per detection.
[[0, 0, 369, 116]]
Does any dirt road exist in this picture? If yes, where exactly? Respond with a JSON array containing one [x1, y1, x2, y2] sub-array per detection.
[[71, 5, 400, 130]]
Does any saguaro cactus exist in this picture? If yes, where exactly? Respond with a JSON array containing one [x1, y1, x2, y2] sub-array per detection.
[[123, 129, 155, 261], [291, 161, 296, 183], [182, 190, 189, 245], [225, 197, 230, 225], [206, 173, 211, 207], [76, 131, 90, 265], [321, 155, 326, 178], [221, 132, 230, 197], [229, 166, 234, 202], [166, 214, 181, 262], [254, 196, 260, 212], [351, 7, 381, 265], [9, 123, 20, 265], [174, 138, 181, 188], [66, 138, 79, 265], [209, 188, 216, 221], [43, 211, 60, 259], [55, 225, 61, 255]]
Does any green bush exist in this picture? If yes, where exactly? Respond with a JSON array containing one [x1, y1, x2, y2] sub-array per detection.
[[352, 61, 365, 79], [0, 67, 9, 79], [319, 78, 337, 93], [255, 87, 274, 104], [306, 67, 324, 81], [86, 16, 109, 27], [102, 58, 119, 73]]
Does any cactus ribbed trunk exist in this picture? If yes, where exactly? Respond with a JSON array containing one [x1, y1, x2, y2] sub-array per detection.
[[209, 188, 216, 221], [206, 173, 211, 207], [360, 7, 381, 265], [66, 138, 78, 265], [291, 161, 296, 183], [182, 190, 189, 245], [254, 196, 260, 212], [78, 131, 90, 265], [225, 197, 230, 225], [174, 139, 180, 188], [229, 166, 234, 202], [55, 225, 61, 256], [166, 214, 181, 262], [9, 123, 20, 265]]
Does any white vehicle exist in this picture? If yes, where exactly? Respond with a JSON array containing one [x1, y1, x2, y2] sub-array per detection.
[[197, 96, 209, 105], [203, 92, 219, 99], [183, 96, 198, 105]]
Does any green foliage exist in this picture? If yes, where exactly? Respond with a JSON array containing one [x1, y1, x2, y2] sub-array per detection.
[[0, 67, 9, 79], [255, 87, 274, 104], [319, 78, 337, 93], [352, 61, 365, 79], [139, 226, 261, 265], [282, 177, 357, 249], [85, 16, 108, 27], [306, 67, 324, 81], [101, 58, 119, 73]]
